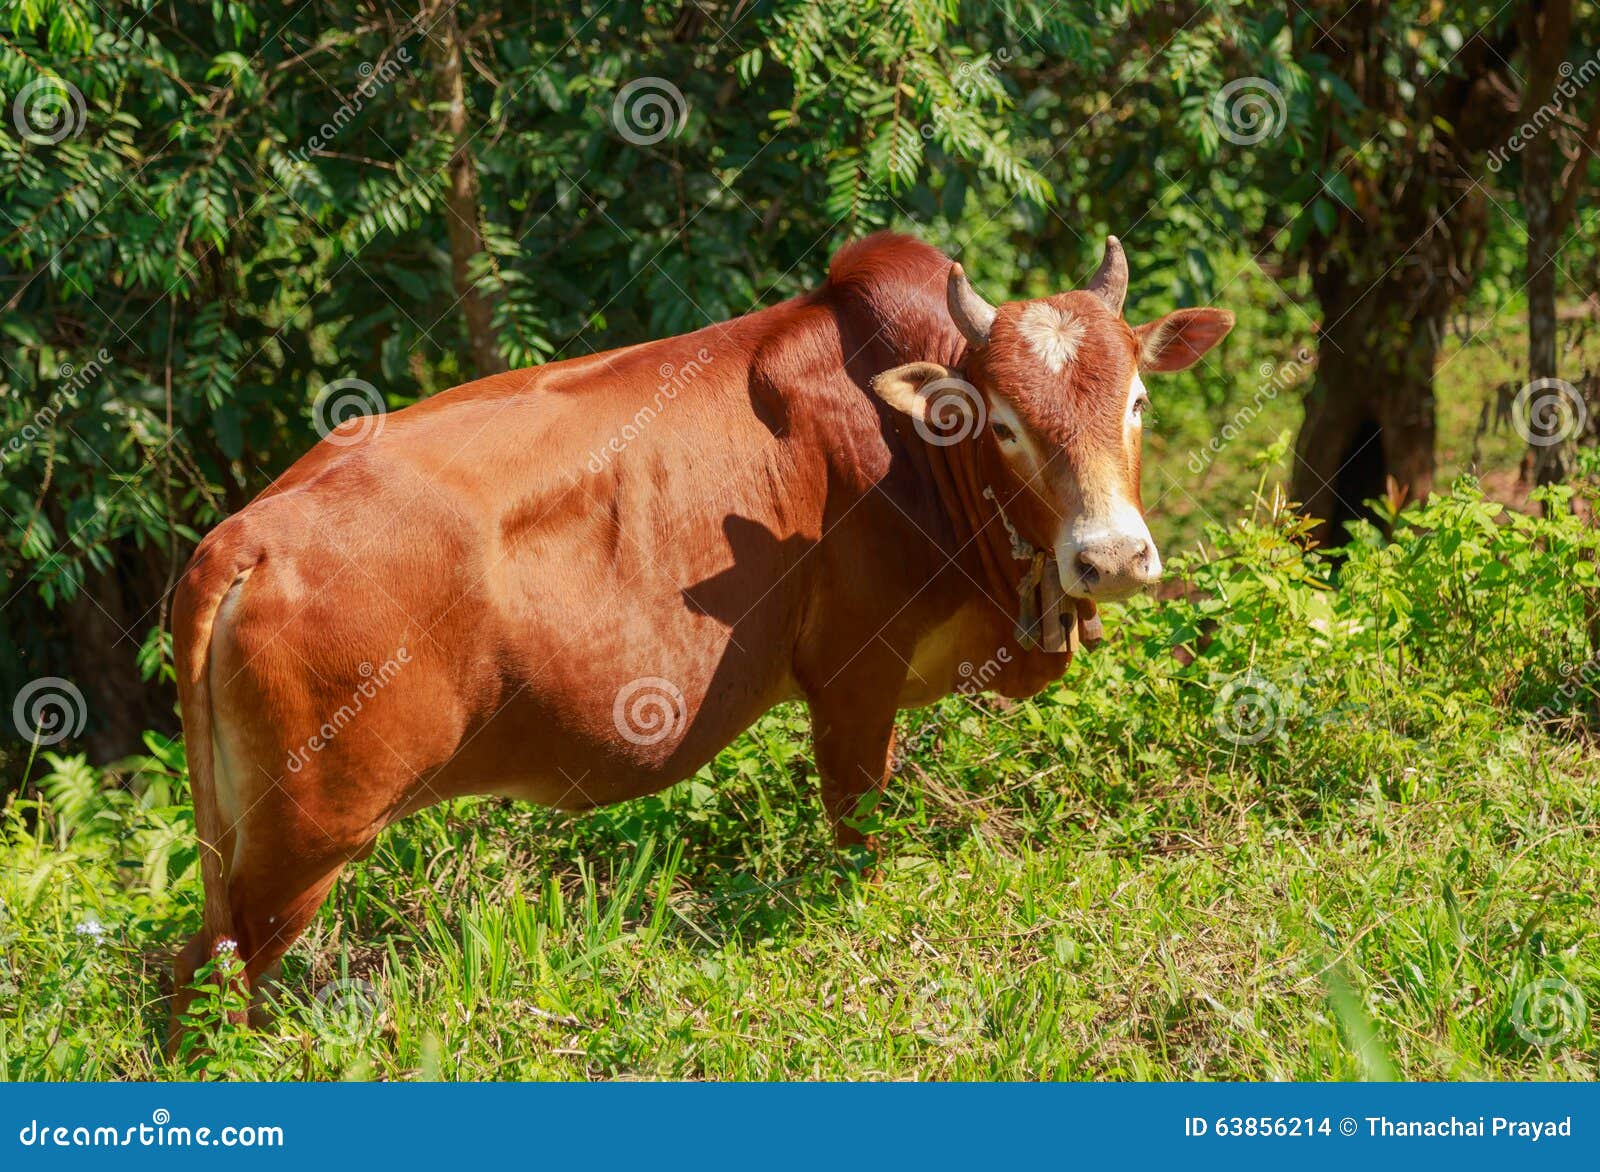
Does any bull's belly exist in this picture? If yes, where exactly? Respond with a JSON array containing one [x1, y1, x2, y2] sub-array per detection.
[[425, 530, 808, 808], [424, 643, 801, 812]]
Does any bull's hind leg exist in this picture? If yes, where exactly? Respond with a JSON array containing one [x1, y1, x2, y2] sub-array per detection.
[[170, 857, 346, 1041], [170, 760, 373, 1050], [172, 930, 215, 1021], [230, 850, 349, 994]]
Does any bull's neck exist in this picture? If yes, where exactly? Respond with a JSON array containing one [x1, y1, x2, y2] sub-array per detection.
[[921, 435, 1031, 618], [918, 435, 1091, 657]]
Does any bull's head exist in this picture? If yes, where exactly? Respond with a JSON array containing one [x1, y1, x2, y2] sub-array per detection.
[[875, 238, 1233, 601]]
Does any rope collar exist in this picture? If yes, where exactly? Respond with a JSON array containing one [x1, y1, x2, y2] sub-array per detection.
[[979, 486, 1101, 654], [922, 435, 1100, 656]]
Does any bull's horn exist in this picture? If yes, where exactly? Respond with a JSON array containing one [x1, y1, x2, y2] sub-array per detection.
[[1086, 235, 1128, 315], [947, 262, 997, 347]]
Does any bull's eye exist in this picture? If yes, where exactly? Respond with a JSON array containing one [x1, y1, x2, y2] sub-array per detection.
[[1132, 394, 1151, 418], [991, 421, 1017, 443]]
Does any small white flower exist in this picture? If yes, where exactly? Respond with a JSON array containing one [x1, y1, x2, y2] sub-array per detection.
[[74, 917, 107, 943]]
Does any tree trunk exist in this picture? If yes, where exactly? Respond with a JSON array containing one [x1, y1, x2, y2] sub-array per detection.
[[1523, 130, 1570, 487], [1288, 5, 1515, 547], [425, 2, 506, 379], [60, 561, 179, 765], [1293, 264, 1440, 546], [1518, 0, 1576, 490]]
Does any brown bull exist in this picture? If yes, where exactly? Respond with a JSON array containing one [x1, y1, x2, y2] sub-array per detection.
[[170, 233, 1231, 1024]]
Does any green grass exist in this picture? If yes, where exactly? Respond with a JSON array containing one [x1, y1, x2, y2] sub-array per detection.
[[4, 690, 1596, 1079], [3, 302, 1599, 1082]]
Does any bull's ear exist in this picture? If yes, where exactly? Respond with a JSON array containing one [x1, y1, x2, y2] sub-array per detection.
[[870, 361, 959, 420], [1135, 307, 1235, 373]]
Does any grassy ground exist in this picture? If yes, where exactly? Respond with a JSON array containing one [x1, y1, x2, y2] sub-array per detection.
[[3, 292, 1598, 1082]]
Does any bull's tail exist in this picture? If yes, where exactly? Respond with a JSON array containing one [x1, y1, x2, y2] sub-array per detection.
[[173, 548, 253, 963]]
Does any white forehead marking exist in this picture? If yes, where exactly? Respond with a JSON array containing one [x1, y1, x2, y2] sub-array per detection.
[[1017, 302, 1086, 375]]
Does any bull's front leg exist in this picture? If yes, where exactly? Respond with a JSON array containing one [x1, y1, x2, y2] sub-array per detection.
[[806, 673, 903, 855]]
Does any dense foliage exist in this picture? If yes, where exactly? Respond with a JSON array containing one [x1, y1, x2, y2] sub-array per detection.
[[11, 0, 1573, 756]]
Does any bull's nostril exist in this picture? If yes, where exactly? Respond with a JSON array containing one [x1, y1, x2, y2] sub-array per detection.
[[1075, 552, 1101, 586]]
